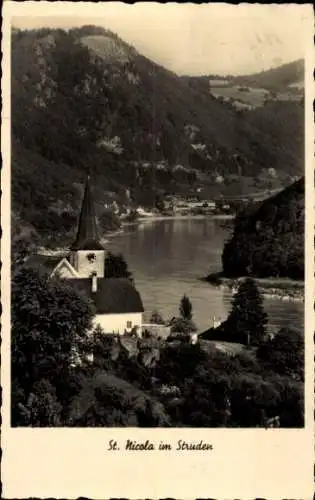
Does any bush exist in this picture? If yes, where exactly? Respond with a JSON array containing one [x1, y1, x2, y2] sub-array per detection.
[[98, 210, 121, 233], [257, 327, 304, 380], [11, 267, 94, 426]]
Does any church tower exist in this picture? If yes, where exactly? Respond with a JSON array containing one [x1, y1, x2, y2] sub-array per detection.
[[69, 176, 105, 278]]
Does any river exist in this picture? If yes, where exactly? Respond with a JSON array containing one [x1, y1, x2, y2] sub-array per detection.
[[105, 217, 303, 333]]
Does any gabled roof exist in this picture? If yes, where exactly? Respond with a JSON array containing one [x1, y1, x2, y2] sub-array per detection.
[[25, 255, 144, 315], [71, 176, 104, 251], [70, 277, 144, 314], [50, 257, 80, 278]]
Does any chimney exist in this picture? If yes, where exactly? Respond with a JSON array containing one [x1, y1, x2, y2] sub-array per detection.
[[91, 272, 98, 293]]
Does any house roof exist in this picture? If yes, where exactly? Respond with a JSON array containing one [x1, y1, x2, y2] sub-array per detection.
[[118, 336, 139, 357], [71, 277, 144, 314], [71, 176, 104, 251], [25, 255, 144, 315]]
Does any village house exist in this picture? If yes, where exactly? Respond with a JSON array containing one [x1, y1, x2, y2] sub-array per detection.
[[27, 177, 144, 335]]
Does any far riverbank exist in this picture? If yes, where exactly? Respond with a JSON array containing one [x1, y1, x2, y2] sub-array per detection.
[[102, 213, 235, 241], [202, 272, 304, 302], [121, 213, 235, 224]]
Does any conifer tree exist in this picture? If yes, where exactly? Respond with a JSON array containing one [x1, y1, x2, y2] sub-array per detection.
[[105, 252, 133, 283], [179, 294, 193, 320], [228, 278, 268, 346]]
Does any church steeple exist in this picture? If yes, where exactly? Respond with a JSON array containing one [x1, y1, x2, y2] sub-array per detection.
[[70, 176, 105, 278], [71, 176, 103, 251]]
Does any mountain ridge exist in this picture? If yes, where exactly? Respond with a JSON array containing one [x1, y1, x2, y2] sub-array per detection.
[[184, 59, 304, 90], [11, 25, 304, 244]]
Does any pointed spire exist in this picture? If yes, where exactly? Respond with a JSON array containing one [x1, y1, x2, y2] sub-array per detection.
[[71, 176, 104, 250]]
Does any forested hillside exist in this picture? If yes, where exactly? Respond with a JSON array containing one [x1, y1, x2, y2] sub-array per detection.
[[229, 59, 304, 91], [12, 26, 304, 243], [191, 59, 304, 91], [222, 178, 304, 279]]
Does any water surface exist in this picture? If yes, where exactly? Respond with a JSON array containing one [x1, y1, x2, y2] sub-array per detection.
[[106, 218, 303, 333]]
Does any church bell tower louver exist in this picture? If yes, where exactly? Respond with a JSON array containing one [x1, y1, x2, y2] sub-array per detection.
[[70, 176, 105, 278]]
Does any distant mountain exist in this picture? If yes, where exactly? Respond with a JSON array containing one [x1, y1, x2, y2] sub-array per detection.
[[230, 59, 304, 91], [11, 26, 304, 243], [222, 178, 304, 279], [190, 59, 304, 91]]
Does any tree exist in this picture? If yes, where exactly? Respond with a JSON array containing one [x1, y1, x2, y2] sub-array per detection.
[[68, 372, 170, 427], [156, 342, 207, 386], [104, 252, 133, 283], [257, 327, 304, 380], [179, 294, 193, 320], [226, 278, 268, 346], [13, 379, 62, 427], [98, 209, 121, 233], [150, 310, 165, 325], [170, 317, 197, 335], [11, 234, 36, 269], [222, 179, 304, 280], [11, 267, 95, 425]]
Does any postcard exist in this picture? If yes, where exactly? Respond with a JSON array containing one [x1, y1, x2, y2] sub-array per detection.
[[2, 2, 314, 498]]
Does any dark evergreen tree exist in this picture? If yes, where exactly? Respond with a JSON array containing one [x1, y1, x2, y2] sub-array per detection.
[[227, 278, 268, 346], [179, 294, 193, 320], [104, 252, 133, 283]]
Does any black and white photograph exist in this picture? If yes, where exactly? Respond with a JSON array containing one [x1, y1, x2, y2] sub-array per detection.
[[8, 3, 308, 430]]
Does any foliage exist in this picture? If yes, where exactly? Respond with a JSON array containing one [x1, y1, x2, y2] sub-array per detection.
[[257, 327, 304, 381], [98, 210, 121, 233], [11, 232, 38, 269], [124, 209, 139, 222], [93, 328, 117, 370], [11, 27, 304, 245], [179, 294, 193, 320], [201, 278, 268, 345], [228, 59, 304, 91], [11, 267, 95, 426], [156, 342, 303, 428], [156, 343, 208, 385], [222, 178, 304, 279], [12, 379, 62, 427], [69, 371, 170, 427], [11, 267, 303, 427], [150, 310, 165, 324], [226, 278, 268, 346], [170, 317, 197, 335], [104, 251, 133, 283]]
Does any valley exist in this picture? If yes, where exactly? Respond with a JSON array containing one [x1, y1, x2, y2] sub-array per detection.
[[11, 26, 304, 247], [9, 14, 306, 434]]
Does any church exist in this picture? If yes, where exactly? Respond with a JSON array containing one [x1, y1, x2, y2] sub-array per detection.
[[27, 177, 144, 335]]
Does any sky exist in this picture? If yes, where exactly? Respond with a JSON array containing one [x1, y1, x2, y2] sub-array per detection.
[[11, 3, 312, 76]]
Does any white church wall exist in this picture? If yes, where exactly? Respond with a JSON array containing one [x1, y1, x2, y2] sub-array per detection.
[[94, 312, 143, 335]]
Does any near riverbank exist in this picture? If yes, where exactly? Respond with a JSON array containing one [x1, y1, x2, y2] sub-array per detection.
[[203, 272, 304, 302]]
